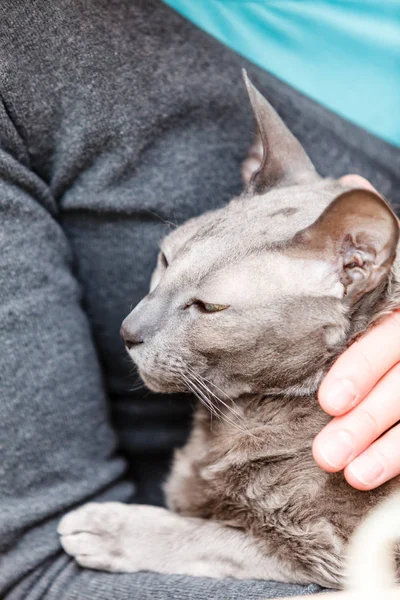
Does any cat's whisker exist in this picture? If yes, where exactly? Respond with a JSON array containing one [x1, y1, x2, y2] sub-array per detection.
[[180, 373, 221, 422], [127, 372, 147, 392], [197, 376, 244, 420], [185, 366, 244, 421], [188, 369, 262, 441], [145, 209, 178, 229], [129, 381, 146, 392], [185, 369, 228, 414], [187, 370, 240, 419], [187, 378, 225, 426], [186, 367, 258, 438], [200, 375, 238, 406]]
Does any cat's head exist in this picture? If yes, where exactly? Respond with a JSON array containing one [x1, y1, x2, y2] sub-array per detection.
[[121, 73, 398, 400]]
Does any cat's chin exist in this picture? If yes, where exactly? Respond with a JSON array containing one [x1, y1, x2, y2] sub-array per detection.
[[139, 371, 185, 394]]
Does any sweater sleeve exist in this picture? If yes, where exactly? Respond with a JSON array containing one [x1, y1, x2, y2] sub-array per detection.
[[0, 97, 132, 592]]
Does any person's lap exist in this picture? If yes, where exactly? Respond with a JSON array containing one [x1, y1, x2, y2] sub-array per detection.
[[1, 1, 399, 599], [7, 555, 324, 600]]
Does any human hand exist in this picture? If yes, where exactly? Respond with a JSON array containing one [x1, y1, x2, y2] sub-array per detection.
[[313, 311, 400, 490], [313, 174, 400, 490]]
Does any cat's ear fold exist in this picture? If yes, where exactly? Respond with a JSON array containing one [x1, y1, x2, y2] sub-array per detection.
[[242, 70, 319, 193], [293, 189, 399, 304]]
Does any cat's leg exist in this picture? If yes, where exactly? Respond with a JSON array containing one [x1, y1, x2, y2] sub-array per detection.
[[58, 502, 293, 581]]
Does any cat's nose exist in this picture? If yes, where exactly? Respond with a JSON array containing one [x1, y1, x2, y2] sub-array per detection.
[[120, 322, 144, 349]]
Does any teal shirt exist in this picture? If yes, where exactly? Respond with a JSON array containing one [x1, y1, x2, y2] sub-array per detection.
[[164, 1, 400, 147]]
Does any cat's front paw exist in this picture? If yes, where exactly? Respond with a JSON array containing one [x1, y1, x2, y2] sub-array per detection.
[[58, 502, 139, 572], [58, 501, 180, 573]]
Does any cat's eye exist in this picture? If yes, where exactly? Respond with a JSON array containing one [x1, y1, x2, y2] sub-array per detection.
[[160, 251, 169, 268], [186, 299, 230, 313]]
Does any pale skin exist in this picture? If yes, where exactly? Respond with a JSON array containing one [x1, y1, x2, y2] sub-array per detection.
[[313, 174, 400, 491]]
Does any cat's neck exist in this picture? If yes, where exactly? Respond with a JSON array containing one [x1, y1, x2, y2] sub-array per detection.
[[196, 390, 330, 454]]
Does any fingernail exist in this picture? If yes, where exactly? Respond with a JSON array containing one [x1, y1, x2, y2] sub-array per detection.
[[325, 379, 356, 413], [347, 454, 384, 486], [318, 430, 353, 469]]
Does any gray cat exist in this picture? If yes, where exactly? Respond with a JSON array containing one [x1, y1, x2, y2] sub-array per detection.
[[59, 72, 400, 588]]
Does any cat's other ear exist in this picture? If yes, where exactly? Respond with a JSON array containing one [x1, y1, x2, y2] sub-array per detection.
[[242, 70, 320, 193], [293, 189, 399, 304]]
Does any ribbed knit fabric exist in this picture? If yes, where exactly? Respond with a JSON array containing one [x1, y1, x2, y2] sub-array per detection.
[[0, 1, 399, 598]]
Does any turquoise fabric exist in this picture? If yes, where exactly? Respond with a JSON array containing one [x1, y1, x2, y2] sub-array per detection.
[[164, 1, 400, 147]]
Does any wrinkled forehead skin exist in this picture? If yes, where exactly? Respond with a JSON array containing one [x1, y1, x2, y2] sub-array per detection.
[[156, 178, 348, 296]]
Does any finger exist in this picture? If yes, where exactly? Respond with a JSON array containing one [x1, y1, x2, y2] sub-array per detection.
[[345, 422, 400, 490], [313, 361, 400, 472], [318, 311, 400, 416]]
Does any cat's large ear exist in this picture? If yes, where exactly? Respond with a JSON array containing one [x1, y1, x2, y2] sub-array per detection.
[[292, 189, 399, 304], [242, 70, 320, 193]]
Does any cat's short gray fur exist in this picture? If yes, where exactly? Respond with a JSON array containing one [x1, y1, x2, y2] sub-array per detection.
[[59, 72, 400, 588]]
